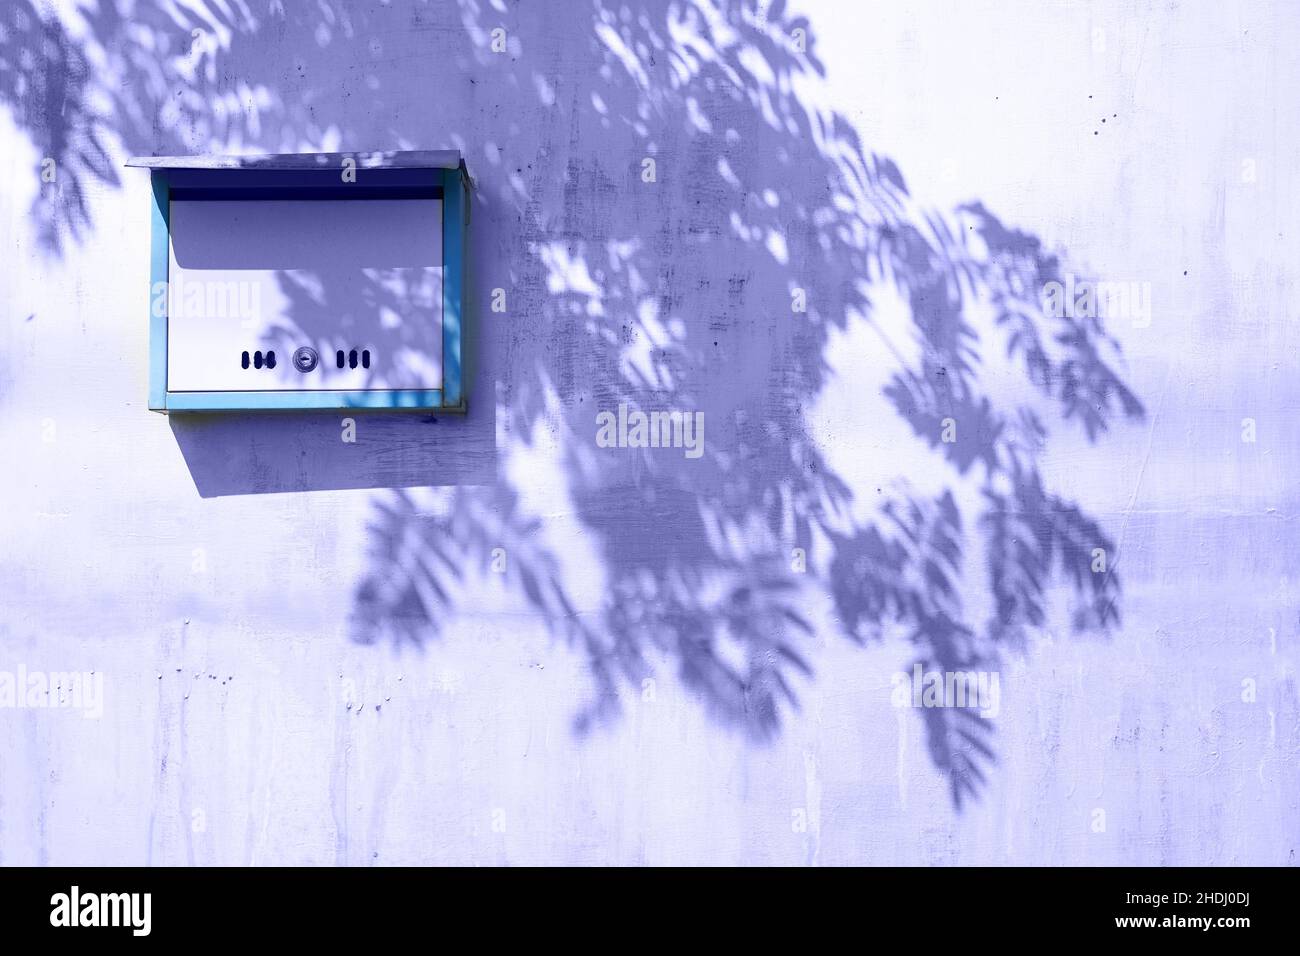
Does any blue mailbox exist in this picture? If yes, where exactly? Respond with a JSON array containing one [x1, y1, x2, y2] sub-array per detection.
[[128, 150, 467, 412]]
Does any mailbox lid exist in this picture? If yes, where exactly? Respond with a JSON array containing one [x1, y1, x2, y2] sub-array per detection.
[[126, 149, 463, 171]]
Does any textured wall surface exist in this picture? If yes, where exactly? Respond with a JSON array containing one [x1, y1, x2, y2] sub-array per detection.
[[0, 0, 1296, 865]]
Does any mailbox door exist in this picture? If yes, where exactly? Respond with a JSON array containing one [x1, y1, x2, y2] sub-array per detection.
[[165, 198, 444, 393]]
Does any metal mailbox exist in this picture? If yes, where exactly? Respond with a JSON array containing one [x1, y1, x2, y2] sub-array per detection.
[[128, 150, 467, 412]]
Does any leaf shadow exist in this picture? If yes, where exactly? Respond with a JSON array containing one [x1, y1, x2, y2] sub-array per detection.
[[2, 0, 1145, 807]]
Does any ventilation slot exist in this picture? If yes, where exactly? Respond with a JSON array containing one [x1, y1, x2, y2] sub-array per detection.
[[332, 348, 370, 371], [241, 351, 250, 369]]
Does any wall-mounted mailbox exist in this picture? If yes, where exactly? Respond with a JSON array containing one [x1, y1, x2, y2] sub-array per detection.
[[127, 150, 467, 412]]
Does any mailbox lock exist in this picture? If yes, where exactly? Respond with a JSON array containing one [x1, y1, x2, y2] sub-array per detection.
[[292, 347, 319, 372]]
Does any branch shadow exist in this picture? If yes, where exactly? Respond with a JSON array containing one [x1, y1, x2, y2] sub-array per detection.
[[3, 0, 1144, 807]]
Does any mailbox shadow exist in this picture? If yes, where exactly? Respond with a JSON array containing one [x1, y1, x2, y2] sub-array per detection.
[[168, 247, 491, 496], [169, 409, 494, 497], [3, 0, 1144, 806]]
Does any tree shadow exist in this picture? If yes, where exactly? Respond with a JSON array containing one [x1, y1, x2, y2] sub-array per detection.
[[2, 0, 1144, 807]]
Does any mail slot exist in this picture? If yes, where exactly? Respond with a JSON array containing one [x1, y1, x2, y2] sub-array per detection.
[[128, 150, 468, 412]]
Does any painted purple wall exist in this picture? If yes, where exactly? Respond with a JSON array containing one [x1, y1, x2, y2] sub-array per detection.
[[0, 0, 1295, 865]]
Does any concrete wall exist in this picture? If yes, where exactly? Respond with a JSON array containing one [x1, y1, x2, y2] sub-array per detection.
[[0, 0, 1295, 865]]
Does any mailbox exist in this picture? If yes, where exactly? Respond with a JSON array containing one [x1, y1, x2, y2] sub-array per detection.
[[128, 150, 468, 412]]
